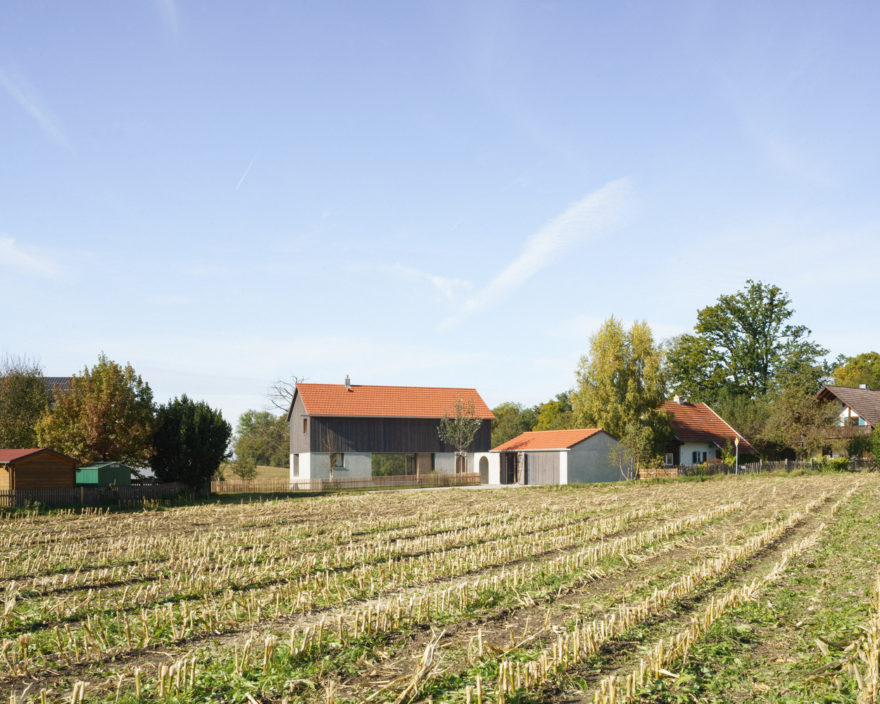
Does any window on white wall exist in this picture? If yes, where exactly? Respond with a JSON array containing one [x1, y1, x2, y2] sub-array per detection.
[[330, 453, 344, 469], [665, 453, 674, 467], [293, 454, 299, 477]]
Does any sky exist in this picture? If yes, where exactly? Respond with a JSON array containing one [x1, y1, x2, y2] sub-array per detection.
[[2, 1, 879, 427]]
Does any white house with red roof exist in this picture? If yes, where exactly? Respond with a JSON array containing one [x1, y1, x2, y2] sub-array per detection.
[[286, 378, 494, 481], [662, 397, 755, 466], [482, 428, 620, 485]]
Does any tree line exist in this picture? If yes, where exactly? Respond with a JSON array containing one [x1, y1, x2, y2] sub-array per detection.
[[492, 280, 880, 468], [0, 354, 231, 487]]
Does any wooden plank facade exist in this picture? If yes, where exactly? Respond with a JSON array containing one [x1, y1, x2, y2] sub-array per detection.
[[310, 416, 492, 454], [290, 391, 492, 454], [0, 450, 77, 490]]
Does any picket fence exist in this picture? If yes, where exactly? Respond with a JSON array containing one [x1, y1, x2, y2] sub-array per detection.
[[640, 457, 876, 480], [211, 472, 481, 494], [0, 482, 190, 508]]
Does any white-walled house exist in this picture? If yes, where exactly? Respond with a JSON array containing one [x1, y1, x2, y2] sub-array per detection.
[[816, 385, 879, 432], [287, 380, 494, 481], [661, 398, 755, 466], [815, 385, 878, 456], [483, 428, 621, 485]]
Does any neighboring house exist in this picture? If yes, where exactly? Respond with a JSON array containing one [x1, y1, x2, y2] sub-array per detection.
[[662, 397, 755, 466], [480, 428, 621, 485], [0, 448, 77, 490], [76, 462, 132, 487], [287, 379, 494, 481], [43, 377, 73, 408], [816, 385, 879, 436]]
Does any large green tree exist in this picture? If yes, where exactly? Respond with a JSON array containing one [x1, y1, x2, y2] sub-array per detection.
[[533, 393, 575, 431], [571, 317, 668, 445], [761, 386, 842, 459], [36, 354, 155, 465], [233, 410, 288, 468], [831, 351, 880, 390], [151, 395, 231, 487], [0, 356, 50, 448], [666, 280, 828, 402], [490, 402, 538, 448]]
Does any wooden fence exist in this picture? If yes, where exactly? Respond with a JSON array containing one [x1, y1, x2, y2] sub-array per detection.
[[211, 472, 482, 494], [640, 457, 876, 480], [0, 483, 190, 508]]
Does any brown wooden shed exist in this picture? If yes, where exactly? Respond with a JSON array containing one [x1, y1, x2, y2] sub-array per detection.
[[0, 448, 77, 490]]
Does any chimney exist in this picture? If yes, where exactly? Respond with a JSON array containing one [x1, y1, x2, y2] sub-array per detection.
[[345, 374, 351, 391], [860, 383, 869, 390], [673, 394, 683, 404]]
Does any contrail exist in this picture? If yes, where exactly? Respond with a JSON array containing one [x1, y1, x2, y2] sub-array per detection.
[[235, 156, 256, 191]]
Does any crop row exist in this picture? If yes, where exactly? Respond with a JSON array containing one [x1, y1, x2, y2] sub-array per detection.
[[851, 567, 880, 704], [23, 499, 745, 703], [489, 487, 847, 703], [1, 501, 661, 643], [590, 485, 857, 704], [1, 491, 647, 586], [0, 502, 667, 678]]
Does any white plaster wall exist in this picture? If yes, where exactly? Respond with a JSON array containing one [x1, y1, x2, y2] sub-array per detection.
[[679, 442, 717, 466], [291, 452, 313, 481], [836, 404, 866, 426], [475, 452, 499, 484], [567, 433, 622, 484]]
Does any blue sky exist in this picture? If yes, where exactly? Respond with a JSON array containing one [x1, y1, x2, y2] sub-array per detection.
[[2, 1, 878, 426]]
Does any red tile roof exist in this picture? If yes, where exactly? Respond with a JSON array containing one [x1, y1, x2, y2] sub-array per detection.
[[492, 428, 605, 452], [661, 401, 755, 454], [295, 384, 494, 419], [0, 449, 45, 464]]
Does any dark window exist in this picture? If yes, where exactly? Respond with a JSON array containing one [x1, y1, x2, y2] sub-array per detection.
[[330, 453, 344, 468], [302, 418, 308, 433]]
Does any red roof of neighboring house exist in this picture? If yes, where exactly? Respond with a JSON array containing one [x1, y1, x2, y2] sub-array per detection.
[[492, 428, 605, 452], [661, 401, 755, 454], [294, 383, 495, 419], [0, 448, 77, 465]]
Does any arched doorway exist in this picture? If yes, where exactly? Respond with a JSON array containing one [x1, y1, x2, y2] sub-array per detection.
[[479, 456, 489, 484]]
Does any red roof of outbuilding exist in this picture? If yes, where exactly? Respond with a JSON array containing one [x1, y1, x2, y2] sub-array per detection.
[[661, 401, 755, 454], [0, 448, 77, 465], [294, 383, 494, 419], [492, 428, 606, 452], [0, 448, 45, 464]]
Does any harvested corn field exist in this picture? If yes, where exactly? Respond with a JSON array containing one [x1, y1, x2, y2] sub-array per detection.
[[2, 474, 879, 703]]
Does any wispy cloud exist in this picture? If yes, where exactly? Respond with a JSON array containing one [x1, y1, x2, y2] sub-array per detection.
[[443, 178, 633, 328], [235, 156, 256, 191], [0, 235, 59, 277], [156, 0, 181, 38], [0, 68, 71, 150], [390, 264, 473, 301]]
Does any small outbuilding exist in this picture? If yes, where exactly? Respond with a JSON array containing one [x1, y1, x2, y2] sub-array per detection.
[[475, 429, 621, 485], [76, 462, 132, 487], [0, 448, 77, 490]]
